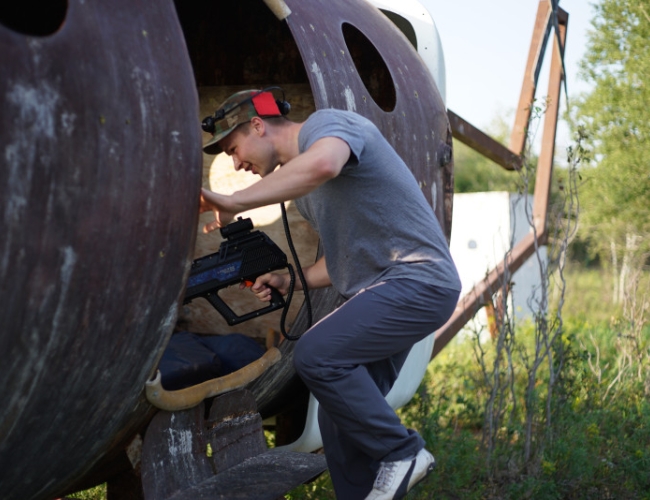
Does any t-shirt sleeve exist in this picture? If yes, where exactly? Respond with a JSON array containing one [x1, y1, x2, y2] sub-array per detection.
[[299, 110, 366, 165]]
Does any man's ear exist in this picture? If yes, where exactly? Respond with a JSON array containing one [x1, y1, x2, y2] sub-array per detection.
[[250, 116, 265, 136]]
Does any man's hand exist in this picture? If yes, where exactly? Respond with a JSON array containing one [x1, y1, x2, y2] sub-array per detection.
[[246, 256, 331, 302], [248, 272, 291, 302], [199, 188, 237, 232]]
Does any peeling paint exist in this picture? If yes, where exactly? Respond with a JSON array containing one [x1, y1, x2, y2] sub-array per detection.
[[310, 62, 328, 107], [7, 81, 60, 140], [52, 246, 78, 333], [3, 81, 61, 275], [130, 67, 159, 224], [167, 428, 193, 457], [343, 87, 356, 112], [130, 67, 153, 132], [158, 300, 180, 338], [60, 112, 77, 137], [3, 144, 29, 224], [28, 39, 43, 66]]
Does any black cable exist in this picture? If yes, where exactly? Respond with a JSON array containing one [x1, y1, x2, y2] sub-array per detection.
[[280, 264, 301, 341], [279, 202, 313, 340]]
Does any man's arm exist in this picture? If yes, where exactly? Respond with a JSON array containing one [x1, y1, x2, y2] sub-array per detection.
[[234, 137, 350, 209], [298, 255, 331, 290], [201, 137, 350, 231]]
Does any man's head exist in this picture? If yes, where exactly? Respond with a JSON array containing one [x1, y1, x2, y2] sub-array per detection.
[[202, 88, 290, 155]]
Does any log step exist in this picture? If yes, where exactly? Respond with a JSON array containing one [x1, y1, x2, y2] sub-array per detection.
[[166, 450, 327, 500], [141, 389, 326, 500]]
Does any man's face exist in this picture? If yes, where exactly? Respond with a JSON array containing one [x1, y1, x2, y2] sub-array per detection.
[[218, 122, 277, 177]]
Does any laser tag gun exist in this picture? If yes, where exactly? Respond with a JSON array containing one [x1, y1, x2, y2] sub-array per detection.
[[184, 217, 289, 326]]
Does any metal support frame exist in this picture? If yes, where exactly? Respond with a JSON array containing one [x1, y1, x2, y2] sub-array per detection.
[[448, 110, 523, 171], [432, 1, 569, 358]]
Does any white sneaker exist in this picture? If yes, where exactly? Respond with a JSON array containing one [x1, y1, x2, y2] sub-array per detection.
[[365, 448, 436, 500]]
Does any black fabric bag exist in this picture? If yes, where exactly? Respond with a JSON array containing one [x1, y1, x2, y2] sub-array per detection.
[[158, 331, 265, 390]]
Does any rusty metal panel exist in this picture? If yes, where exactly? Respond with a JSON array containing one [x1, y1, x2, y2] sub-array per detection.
[[283, 0, 453, 240], [0, 1, 202, 498]]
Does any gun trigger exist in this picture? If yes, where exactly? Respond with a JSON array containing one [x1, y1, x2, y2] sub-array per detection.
[[244, 280, 254, 288]]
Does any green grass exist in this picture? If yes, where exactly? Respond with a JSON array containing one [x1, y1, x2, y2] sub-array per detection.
[[559, 263, 622, 324], [65, 483, 106, 500]]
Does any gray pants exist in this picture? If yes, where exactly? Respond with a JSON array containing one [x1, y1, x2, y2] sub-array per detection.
[[293, 279, 459, 499]]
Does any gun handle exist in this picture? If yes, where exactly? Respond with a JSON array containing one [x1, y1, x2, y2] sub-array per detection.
[[205, 287, 286, 326]]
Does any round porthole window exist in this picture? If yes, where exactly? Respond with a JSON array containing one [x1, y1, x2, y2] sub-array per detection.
[[0, 1, 67, 37], [342, 22, 396, 112]]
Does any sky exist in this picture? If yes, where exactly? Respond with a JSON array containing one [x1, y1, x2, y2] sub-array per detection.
[[423, 0, 598, 157]]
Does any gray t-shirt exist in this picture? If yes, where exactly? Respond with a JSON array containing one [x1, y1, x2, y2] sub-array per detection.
[[295, 109, 461, 298]]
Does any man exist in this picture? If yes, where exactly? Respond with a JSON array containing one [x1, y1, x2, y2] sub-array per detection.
[[199, 88, 461, 499]]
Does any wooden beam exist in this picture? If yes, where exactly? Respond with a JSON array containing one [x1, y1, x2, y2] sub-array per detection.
[[509, 0, 552, 155], [448, 109, 522, 171], [533, 7, 568, 238], [432, 231, 540, 358]]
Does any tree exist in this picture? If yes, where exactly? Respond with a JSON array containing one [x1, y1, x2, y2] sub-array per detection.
[[569, 0, 650, 304], [453, 114, 536, 194], [453, 140, 519, 193]]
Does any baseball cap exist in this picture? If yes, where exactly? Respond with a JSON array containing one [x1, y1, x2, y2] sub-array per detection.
[[202, 89, 283, 155]]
